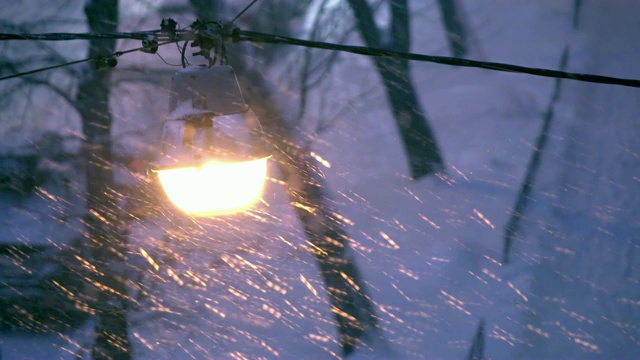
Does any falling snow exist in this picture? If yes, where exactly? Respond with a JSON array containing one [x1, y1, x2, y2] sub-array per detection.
[[0, 0, 639, 359]]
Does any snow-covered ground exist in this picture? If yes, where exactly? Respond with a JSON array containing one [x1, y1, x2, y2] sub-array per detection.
[[1, 0, 639, 359]]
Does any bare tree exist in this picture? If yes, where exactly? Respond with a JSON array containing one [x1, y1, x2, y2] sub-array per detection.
[[77, 0, 131, 358], [346, 0, 444, 179], [0, 2, 131, 358]]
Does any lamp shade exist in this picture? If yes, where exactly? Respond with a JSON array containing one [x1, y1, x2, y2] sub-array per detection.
[[153, 65, 270, 216]]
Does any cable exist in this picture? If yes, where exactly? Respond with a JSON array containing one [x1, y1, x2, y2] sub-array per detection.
[[1, 26, 640, 88], [235, 30, 640, 89], [0, 31, 161, 41], [0, 58, 90, 81], [231, 0, 260, 24], [0, 40, 178, 82], [156, 52, 181, 67], [180, 39, 189, 68]]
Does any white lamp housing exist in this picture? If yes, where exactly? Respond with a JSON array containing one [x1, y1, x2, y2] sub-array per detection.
[[153, 65, 270, 216]]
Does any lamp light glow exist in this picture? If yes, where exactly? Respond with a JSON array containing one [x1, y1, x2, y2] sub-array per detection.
[[152, 65, 271, 217], [157, 157, 268, 216]]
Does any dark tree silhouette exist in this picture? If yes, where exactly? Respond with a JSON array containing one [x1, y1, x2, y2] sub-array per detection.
[[77, 0, 132, 358], [437, 0, 469, 58], [346, 0, 444, 179]]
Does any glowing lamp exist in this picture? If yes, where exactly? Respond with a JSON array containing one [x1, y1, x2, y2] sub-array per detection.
[[153, 65, 270, 216]]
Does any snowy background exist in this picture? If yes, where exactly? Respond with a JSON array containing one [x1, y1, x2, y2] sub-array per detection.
[[1, 0, 639, 359]]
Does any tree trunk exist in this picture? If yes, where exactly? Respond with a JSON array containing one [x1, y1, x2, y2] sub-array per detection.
[[347, 0, 444, 179], [437, 0, 469, 58], [236, 62, 379, 356], [76, 1, 131, 358]]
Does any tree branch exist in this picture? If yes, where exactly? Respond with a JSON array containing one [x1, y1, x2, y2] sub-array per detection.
[[437, 0, 469, 58], [345, 0, 381, 48], [390, 0, 410, 54], [344, 0, 444, 178]]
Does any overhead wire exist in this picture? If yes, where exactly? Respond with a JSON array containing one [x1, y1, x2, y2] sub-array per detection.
[[0, 39, 179, 81], [0, 25, 639, 88], [0, 31, 159, 41], [155, 52, 181, 67], [231, 0, 260, 24], [180, 39, 190, 68], [234, 29, 640, 89]]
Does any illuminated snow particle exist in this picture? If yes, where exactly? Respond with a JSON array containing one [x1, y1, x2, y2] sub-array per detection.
[[299, 274, 319, 298], [340, 272, 361, 291], [140, 247, 159, 271], [332, 212, 355, 226], [262, 303, 282, 319], [292, 201, 317, 214], [133, 332, 155, 350], [265, 280, 287, 295], [379, 305, 405, 324], [308, 333, 330, 343], [473, 208, 495, 229], [399, 266, 420, 280], [185, 270, 207, 287], [204, 303, 226, 318], [284, 299, 305, 318], [403, 187, 423, 203], [526, 324, 550, 338], [618, 297, 640, 306], [331, 306, 357, 322], [418, 213, 440, 229], [490, 324, 529, 347], [554, 246, 576, 255], [391, 283, 413, 302], [440, 290, 471, 316], [468, 271, 489, 284], [227, 287, 249, 300], [310, 151, 332, 168], [482, 268, 503, 283], [88, 208, 110, 224], [379, 231, 400, 249], [261, 340, 280, 357], [573, 338, 600, 352], [451, 165, 470, 182], [483, 255, 503, 266], [561, 308, 593, 324], [508, 281, 529, 302], [167, 268, 184, 286]]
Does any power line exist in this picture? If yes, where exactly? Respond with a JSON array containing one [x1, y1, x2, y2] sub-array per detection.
[[1, 26, 640, 89], [0, 40, 178, 82], [0, 31, 160, 41], [0, 58, 90, 81], [231, 0, 260, 24], [235, 30, 640, 89]]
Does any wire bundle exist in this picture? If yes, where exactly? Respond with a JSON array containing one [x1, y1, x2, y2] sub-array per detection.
[[0, 3, 639, 89]]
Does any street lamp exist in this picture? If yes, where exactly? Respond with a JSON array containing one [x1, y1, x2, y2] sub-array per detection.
[[152, 65, 270, 216]]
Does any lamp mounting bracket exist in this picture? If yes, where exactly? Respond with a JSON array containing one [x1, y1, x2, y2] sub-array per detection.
[[185, 20, 236, 67]]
